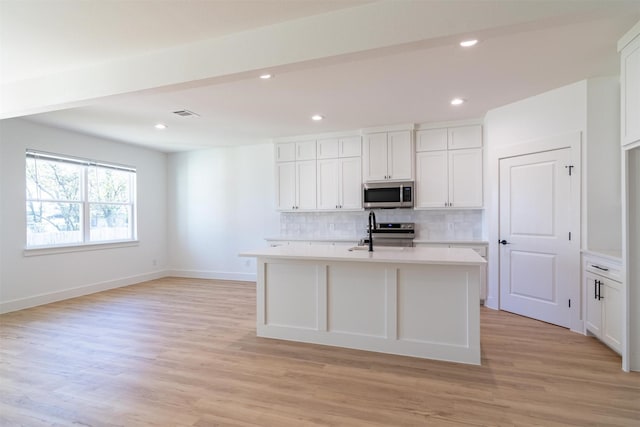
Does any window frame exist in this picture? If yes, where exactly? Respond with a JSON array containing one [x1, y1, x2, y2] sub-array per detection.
[[25, 150, 138, 253]]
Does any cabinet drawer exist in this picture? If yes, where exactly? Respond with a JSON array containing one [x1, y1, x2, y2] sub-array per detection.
[[586, 263, 622, 282]]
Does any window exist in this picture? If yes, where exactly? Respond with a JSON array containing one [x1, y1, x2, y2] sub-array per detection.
[[26, 150, 136, 248]]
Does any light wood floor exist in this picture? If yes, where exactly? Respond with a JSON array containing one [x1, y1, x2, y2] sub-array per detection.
[[1, 278, 638, 426]]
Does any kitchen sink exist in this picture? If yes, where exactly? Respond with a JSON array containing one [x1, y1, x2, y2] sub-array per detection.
[[348, 246, 406, 252]]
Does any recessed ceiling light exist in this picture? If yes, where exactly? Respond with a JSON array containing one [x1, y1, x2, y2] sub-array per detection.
[[460, 39, 478, 47], [450, 98, 465, 106], [154, 123, 167, 130], [259, 74, 272, 79], [311, 114, 324, 121]]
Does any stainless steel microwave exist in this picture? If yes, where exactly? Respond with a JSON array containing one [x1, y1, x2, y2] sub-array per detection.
[[363, 181, 414, 209]]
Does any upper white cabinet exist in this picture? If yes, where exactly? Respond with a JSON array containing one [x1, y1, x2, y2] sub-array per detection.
[[363, 130, 413, 182], [416, 125, 482, 151], [317, 136, 361, 159], [316, 136, 362, 211], [275, 141, 317, 211], [275, 140, 316, 162], [620, 28, 640, 147], [415, 125, 483, 209]]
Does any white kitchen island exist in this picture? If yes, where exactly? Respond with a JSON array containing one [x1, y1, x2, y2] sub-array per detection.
[[240, 245, 486, 365]]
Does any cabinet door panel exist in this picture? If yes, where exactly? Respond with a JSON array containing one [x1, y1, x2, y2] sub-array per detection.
[[416, 128, 447, 152], [296, 160, 317, 210], [449, 148, 483, 208], [276, 142, 296, 162], [585, 275, 602, 336], [387, 130, 412, 180], [340, 136, 362, 157], [448, 125, 482, 150], [317, 138, 339, 159], [276, 162, 296, 210], [317, 159, 340, 210], [363, 133, 389, 181], [416, 151, 448, 208], [296, 140, 317, 160], [340, 157, 362, 209], [602, 279, 623, 353], [622, 36, 640, 145]]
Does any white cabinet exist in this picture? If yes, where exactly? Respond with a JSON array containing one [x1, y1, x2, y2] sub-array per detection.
[[275, 140, 317, 211], [416, 125, 482, 151], [415, 125, 483, 209], [363, 130, 413, 181], [317, 157, 362, 210], [620, 29, 640, 146], [317, 136, 361, 159], [275, 140, 316, 162], [276, 160, 317, 211], [584, 255, 623, 354], [416, 148, 482, 208], [316, 136, 362, 211]]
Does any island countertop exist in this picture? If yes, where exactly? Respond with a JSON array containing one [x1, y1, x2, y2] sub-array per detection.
[[240, 244, 486, 266]]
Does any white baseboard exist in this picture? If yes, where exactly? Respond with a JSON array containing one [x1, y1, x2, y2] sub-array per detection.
[[165, 269, 256, 282], [0, 270, 167, 314]]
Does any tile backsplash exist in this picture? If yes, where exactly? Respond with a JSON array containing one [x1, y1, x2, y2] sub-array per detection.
[[279, 209, 484, 241]]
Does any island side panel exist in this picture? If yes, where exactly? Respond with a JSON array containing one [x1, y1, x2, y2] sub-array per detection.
[[256, 257, 481, 365]]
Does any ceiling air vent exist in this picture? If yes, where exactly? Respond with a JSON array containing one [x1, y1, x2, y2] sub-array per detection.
[[172, 109, 200, 118]]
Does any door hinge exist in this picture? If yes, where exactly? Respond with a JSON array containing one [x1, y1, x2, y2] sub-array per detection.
[[569, 232, 572, 241], [565, 165, 574, 176], [568, 299, 571, 308]]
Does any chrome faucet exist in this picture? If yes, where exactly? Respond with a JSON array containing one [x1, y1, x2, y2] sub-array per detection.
[[368, 211, 377, 252]]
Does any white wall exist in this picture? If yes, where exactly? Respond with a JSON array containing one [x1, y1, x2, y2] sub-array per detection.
[[167, 144, 279, 281], [484, 78, 621, 334], [0, 119, 168, 313], [586, 77, 621, 252], [484, 80, 587, 312]]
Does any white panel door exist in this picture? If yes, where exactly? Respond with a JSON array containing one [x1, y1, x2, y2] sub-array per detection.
[[449, 148, 483, 208], [340, 136, 361, 157], [499, 148, 573, 328], [296, 160, 317, 210], [276, 162, 296, 210], [317, 159, 339, 210], [363, 133, 388, 181], [339, 157, 362, 209], [317, 138, 339, 159], [415, 151, 448, 208], [387, 130, 412, 180]]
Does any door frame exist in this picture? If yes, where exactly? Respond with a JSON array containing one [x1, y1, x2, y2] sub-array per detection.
[[487, 131, 582, 333]]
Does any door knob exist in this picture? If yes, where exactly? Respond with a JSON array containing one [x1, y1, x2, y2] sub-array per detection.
[[498, 239, 511, 245]]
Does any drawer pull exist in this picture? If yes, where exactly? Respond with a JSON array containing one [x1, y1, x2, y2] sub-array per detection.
[[591, 265, 609, 272]]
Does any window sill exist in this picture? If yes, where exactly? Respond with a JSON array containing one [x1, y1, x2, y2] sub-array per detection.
[[24, 240, 139, 257]]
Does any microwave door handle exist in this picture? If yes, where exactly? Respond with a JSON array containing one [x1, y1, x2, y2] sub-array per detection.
[[400, 185, 404, 203]]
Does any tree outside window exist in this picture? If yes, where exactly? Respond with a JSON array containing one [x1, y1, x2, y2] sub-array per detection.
[[26, 151, 136, 248]]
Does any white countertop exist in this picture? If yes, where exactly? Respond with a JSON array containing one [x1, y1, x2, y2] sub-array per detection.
[[264, 236, 360, 242], [240, 245, 486, 266]]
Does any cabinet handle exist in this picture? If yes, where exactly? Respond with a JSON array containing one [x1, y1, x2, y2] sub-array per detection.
[[591, 265, 609, 272], [598, 281, 604, 300], [594, 279, 598, 300]]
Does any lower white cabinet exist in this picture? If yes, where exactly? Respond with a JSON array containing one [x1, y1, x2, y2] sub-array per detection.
[[317, 157, 362, 210], [584, 255, 623, 354]]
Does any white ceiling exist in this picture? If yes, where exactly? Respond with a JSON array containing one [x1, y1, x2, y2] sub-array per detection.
[[2, 0, 640, 152]]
